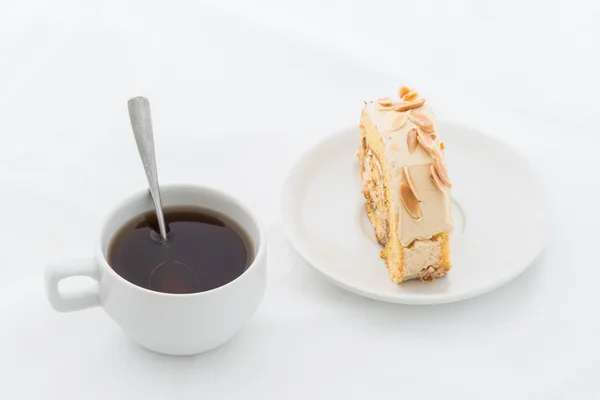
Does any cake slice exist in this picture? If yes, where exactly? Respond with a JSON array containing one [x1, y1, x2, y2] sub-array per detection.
[[357, 86, 453, 283]]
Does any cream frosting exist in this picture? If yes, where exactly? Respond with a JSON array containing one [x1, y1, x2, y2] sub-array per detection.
[[364, 95, 453, 246], [403, 237, 443, 280]]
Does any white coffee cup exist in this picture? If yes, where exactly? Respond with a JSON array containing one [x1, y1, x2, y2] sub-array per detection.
[[45, 184, 266, 356]]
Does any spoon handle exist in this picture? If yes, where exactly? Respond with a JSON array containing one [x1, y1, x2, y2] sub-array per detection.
[[127, 97, 168, 241]]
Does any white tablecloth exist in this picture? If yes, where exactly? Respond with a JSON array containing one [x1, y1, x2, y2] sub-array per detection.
[[1, 1, 598, 398]]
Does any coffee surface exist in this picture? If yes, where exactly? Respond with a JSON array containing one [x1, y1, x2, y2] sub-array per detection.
[[108, 207, 253, 294]]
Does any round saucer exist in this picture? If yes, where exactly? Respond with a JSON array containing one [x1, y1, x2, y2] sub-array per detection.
[[280, 123, 549, 304]]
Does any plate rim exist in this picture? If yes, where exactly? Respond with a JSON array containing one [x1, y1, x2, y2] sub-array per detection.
[[279, 123, 550, 305]]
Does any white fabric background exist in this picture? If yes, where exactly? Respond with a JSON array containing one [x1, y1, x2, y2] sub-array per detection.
[[0, 1, 598, 398]]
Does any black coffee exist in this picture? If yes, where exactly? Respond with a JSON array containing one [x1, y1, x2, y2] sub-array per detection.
[[108, 207, 253, 294]]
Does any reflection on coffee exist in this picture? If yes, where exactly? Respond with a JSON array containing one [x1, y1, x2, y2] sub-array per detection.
[[108, 207, 253, 294]]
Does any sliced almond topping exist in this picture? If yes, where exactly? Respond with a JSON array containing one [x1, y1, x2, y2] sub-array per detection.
[[431, 146, 444, 161], [408, 111, 434, 133], [430, 164, 446, 193], [430, 132, 437, 140], [377, 97, 392, 106], [390, 112, 408, 131], [416, 128, 435, 153], [399, 86, 411, 97], [440, 141, 445, 150], [399, 183, 421, 220], [407, 128, 418, 153], [404, 166, 421, 202], [394, 98, 426, 111], [377, 104, 396, 111], [402, 90, 418, 101], [433, 157, 452, 189]]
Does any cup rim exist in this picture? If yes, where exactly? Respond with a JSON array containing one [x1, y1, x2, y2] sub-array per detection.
[[95, 182, 266, 298]]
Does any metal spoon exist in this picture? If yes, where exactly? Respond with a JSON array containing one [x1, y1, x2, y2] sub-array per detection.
[[127, 96, 168, 242]]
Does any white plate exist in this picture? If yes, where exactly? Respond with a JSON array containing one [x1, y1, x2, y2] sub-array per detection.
[[280, 123, 549, 304]]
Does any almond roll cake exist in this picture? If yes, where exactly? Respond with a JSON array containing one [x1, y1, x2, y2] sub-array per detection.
[[357, 86, 453, 283]]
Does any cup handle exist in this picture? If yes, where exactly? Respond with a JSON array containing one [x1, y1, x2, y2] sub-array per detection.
[[45, 259, 100, 312]]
